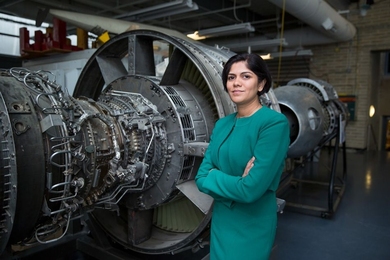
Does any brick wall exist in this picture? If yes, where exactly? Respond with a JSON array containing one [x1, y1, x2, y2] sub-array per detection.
[[309, 0, 390, 149]]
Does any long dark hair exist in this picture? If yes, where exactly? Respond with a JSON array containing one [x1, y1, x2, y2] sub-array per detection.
[[222, 53, 272, 96]]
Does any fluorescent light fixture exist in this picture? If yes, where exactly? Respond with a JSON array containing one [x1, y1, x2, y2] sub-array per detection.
[[269, 49, 313, 58], [116, 0, 198, 22], [224, 38, 287, 52], [258, 50, 312, 60], [188, 22, 255, 40]]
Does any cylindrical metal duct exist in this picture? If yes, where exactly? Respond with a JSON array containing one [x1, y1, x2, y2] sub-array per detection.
[[49, 9, 190, 41], [268, 0, 356, 42]]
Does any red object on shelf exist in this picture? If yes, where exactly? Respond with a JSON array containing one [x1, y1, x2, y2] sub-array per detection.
[[19, 17, 82, 58], [19, 27, 31, 55], [52, 17, 66, 49], [33, 30, 43, 51]]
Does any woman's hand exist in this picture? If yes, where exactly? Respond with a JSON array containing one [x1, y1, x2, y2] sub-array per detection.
[[242, 157, 255, 177]]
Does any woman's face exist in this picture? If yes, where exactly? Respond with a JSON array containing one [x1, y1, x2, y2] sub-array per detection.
[[226, 61, 265, 106]]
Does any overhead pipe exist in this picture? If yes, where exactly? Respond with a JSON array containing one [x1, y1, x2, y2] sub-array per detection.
[[267, 0, 356, 42], [32, 0, 104, 15], [164, 0, 252, 24], [203, 26, 337, 52], [114, 0, 198, 21], [272, 27, 337, 47], [75, 0, 151, 16], [48, 9, 191, 41], [204, 0, 356, 51]]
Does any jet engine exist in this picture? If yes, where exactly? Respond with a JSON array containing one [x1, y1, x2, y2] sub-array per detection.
[[274, 78, 347, 158], [0, 29, 346, 258]]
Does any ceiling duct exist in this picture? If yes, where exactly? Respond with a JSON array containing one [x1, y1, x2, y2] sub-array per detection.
[[203, 0, 356, 52], [48, 9, 190, 40], [267, 0, 356, 42]]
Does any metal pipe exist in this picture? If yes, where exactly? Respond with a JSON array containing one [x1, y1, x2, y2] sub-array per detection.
[[95, 0, 151, 15], [73, 0, 151, 15], [49, 9, 190, 40], [162, 0, 252, 23], [0, 0, 25, 8], [114, 0, 195, 20], [31, 0, 98, 14], [267, 0, 356, 42]]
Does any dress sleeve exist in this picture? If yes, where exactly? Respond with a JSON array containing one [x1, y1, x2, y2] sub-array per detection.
[[195, 123, 234, 206], [200, 115, 290, 204]]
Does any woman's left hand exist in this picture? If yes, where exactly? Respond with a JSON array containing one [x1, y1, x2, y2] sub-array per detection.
[[242, 157, 255, 177]]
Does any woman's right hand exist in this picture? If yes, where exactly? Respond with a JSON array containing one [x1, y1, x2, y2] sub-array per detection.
[[242, 156, 255, 177]]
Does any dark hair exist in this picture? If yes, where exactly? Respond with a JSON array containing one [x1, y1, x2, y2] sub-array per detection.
[[222, 53, 272, 96]]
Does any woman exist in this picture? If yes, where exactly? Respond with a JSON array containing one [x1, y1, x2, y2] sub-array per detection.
[[195, 53, 290, 260]]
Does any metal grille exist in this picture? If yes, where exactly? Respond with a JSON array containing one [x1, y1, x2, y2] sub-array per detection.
[[0, 139, 10, 224], [164, 86, 186, 106], [164, 86, 195, 141], [153, 195, 203, 233], [181, 114, 195, 141], [180, 156, 195, 181]]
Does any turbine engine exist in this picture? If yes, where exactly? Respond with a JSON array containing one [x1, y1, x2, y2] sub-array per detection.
[[0, 58, 213, 255], [274, 78, 347, 158]]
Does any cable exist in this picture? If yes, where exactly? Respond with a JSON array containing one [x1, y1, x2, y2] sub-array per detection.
[[233, 0, 252, 24], [276, 0, 286, 87]]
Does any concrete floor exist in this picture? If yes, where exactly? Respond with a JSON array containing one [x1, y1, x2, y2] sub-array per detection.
[[272, 150, 390, 260], [13, 149, 390, 260]]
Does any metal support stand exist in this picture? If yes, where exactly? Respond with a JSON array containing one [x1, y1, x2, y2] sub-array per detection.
[[277, 123, 347, 219]]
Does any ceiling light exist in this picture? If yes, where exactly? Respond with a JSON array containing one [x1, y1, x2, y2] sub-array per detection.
[[260, 53, 272, 60], [116, 0, 198, 22], [186, 31, 206, 40], [188, 23, 255, 40], [369, 105, 375, 117]]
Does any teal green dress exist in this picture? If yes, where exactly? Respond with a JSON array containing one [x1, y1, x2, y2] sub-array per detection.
[[195, 106, 290, 260]]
